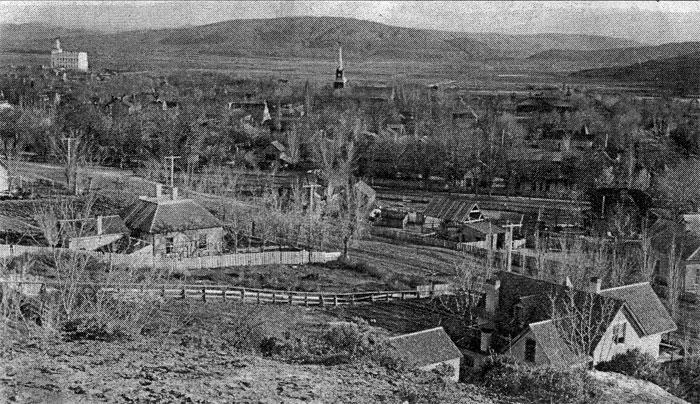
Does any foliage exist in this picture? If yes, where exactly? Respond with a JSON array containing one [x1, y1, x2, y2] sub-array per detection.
[[479, 355, 601, 404], [596, 348, 667, 385]]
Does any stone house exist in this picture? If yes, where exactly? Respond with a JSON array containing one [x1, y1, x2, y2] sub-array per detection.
[[464, 272, 677, 369], [121, 185, 224, 258], [385, 327, 463, 382]]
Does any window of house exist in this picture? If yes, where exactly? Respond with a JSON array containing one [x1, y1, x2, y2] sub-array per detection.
[[198, 234, 208, 250], [165, 236, 175, 254], [525, 339, 536, 362], [612, 323, 626, 344]]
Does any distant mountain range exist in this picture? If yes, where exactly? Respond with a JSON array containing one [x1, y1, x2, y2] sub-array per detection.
[[0, 16, 645, 62], [572, 52, 700, 95], [530, 42, 700, 66]]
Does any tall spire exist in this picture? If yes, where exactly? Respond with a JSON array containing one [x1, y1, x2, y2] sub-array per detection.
[[338, 41, 343, 70]]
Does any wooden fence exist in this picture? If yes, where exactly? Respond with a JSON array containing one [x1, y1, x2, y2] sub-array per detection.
[[0, 280, 459, 307], [0, 245, 341, 270]]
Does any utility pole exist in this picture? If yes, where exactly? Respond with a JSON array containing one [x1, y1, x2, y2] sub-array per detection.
[[62, 136, 76, 195], [164, 155, 180, 189]]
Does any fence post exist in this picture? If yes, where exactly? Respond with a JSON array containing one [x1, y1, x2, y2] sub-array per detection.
[[333, 295, 338, 307], [272, 292, 276, 304], [305, 294, 309, 307], [320, 295, 325, 307], [161, 286, 165, 298], [288, 293, 293, 305], [351, 294, 355, 306], [202, 287, 206, 302], [371, 294, 375, 303], [223, 287, 227, 302], [181, 287, 185, 299], [401, 292, 405, 300], [257, 291, 260, 304], [241, 288, 246, 301]]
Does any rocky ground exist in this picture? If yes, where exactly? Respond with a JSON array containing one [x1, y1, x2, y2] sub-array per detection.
[[0, 334, 495, 404]]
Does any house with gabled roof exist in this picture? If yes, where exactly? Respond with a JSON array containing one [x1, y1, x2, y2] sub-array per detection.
[[385, 327, 463, 382], [121, 184, 224, 258], [467, 271, 676, 369], [423, 196, 485, 229]]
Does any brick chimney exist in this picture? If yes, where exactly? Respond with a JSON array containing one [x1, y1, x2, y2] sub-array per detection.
[[172, 187, 178, 200], [484, 279, 501, 316], [155, 183, 163, 198], [588, 277, 602, 294], [96, 216, 103, 236]]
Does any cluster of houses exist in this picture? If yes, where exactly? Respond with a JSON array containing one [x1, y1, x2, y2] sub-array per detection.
[[385, 271, 677, 381]]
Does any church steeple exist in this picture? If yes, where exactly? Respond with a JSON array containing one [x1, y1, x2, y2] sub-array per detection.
[[334, 42, 347, 89]]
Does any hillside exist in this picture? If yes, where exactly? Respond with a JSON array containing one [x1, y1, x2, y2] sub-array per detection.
[[530, 41, 700, 66], [571, 52, 700, 95], [0, 16, 644, 65]]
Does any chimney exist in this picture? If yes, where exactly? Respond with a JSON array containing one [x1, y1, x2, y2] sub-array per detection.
[[172, 187, 178, 200], [155, 183, 163, 198], [96, 216, 103, 236], [589, 277, 602, 294], [484, 279, 501, 316], [480, 327, 494, 353]]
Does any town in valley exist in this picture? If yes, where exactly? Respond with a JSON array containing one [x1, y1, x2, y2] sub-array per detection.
[[2, 2, 700, 403]]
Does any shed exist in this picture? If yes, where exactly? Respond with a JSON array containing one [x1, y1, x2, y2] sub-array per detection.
[[423, 196, 485, 229], [353, 180, 376, 207], [377, 209, 409, 229]]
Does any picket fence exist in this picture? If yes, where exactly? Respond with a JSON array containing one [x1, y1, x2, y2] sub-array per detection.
[[0, 245, 341, 270]]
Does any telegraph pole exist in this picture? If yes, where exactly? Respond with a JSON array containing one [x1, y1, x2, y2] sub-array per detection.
[[164, 155, 180, 189], [62, 136, 76, 194]]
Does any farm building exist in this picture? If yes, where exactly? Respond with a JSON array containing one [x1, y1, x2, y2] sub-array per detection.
[[0, 160, 8, 193], [121, 185, 224, 258], [464, 272, 677, 369], [263, 141, 295, 166], [423, 196, 485, 229], [376, 209, 409, 229], [385, 327, 463, 382], [443, 220, 507, 247]]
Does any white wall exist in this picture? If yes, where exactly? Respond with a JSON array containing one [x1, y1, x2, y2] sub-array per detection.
[[593, 309, 663, 364], [0, 165, 8, 193]]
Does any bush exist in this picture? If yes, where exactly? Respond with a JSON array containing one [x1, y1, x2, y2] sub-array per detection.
[[596, 348, 666, 385], [62, 316, 129, 342], [480, 355, 600, 404]]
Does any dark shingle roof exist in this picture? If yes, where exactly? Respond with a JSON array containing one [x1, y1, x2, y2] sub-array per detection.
[[386, 327, 462, 368], [600, 283, 677, 336], [121, 197, 222, 234], [528, 319, 591, 367], [463, 221, 506, 235], [424, 196, 481, 223]]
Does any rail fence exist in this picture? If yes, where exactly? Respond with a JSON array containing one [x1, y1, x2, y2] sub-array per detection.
[[0, 244, 341, 270], [0, 280, 461, 307]]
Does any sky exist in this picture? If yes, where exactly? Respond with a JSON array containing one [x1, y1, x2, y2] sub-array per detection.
[[2, 1, 700, 44]]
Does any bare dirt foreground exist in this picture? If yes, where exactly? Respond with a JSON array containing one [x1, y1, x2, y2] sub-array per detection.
[[0, 300, 496, 404]]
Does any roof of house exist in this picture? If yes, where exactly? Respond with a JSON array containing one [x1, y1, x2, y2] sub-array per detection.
[[121, 197, 222, 234], [424, 196, 482, 223], [385, 327, 463, 368], [380, 209, 409, 220], [269, 140, 286, 153], [58, 215, 129, 238], [600, 283, 677, 336], [527, 319, 591, 367]]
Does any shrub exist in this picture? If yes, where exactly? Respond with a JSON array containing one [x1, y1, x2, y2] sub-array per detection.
[[61, 316, 129, 342], [596, 348, 666, 384], [480, 355, 600, 404]]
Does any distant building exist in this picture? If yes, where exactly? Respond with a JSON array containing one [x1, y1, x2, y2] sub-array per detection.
[[121, 184, 224, 258], [50, 38, 88, 71]]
